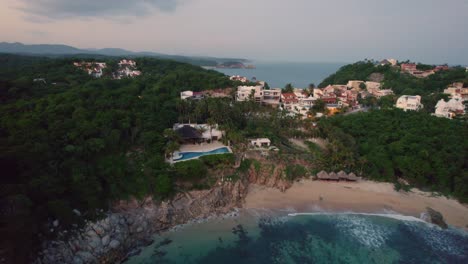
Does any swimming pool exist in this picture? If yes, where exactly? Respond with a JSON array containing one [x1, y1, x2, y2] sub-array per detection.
[[173, 147, 231, 162]]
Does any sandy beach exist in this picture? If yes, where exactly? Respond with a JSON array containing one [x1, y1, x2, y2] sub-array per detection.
[[244, 179, 468, 229]]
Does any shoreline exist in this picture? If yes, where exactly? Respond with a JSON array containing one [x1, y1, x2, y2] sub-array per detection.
[[244, 179, 468, 229]]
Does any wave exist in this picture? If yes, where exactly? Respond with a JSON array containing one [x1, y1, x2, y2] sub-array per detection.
[[287, 212, 427, 223]]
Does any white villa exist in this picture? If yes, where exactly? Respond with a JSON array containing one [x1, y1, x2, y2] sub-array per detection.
[[396, 95, 423, 111], [250, 138, 271, 148], [347, 80, 364, 90], [180, 91, 194, 100], [230, 75, 249, 83], [262, 88, 282, 107], [434, 98, 465, 119], [236, 84, 264, 103], [444, 83, 468, 100]]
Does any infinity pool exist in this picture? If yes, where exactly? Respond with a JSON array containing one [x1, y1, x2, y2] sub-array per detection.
[[173, 147, 231, 161]]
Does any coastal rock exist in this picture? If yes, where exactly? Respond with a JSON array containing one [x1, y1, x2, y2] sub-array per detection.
[[423, 207, 448, 229], [101, 235, 110, 247], [109, 240, 120, 249], [37, 179, 249, 264], [73, 209, 82, 216], [75, 251, 95, 263]]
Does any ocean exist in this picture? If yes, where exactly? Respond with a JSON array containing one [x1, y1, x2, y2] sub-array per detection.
[[125, 209, 468, 264], [213, 62, 346, 89]]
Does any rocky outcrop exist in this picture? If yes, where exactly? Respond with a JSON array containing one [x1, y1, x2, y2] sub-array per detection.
[[421, 207, 448, 229], [247, 162, 292, 192], [36, 180, 248, 264]]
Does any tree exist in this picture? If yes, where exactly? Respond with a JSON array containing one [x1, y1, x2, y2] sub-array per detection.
[[283, 83, 294, 93], [284, 83, 294, 93], [359, 82, 367, 90], [307, 83, 315, 96], [206, 118, 216, 142], [154, 174, 172, 197]]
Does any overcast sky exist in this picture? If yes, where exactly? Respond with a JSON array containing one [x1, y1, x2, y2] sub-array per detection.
[[1, 0, 467, 64]]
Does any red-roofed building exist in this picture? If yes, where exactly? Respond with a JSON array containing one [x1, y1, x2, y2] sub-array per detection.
[[281, 93, 299, 110], [401, 63, 417, 72], [434, 65, 449, 72]]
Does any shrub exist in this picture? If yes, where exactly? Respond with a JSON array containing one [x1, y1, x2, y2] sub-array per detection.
[[199, 153, 235, 168], [285, 164, 308, 181], [174, 159, 207, 180], [238, 159, 252, 173]]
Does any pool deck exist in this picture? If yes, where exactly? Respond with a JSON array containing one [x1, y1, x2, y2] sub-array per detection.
[[169, 141, 232, 164], [179, 141, 228, 153]]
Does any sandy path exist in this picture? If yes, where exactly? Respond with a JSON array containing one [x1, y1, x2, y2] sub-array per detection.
[[244, 179, 468, 229]]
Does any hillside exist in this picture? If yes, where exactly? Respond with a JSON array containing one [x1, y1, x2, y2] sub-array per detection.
[[0, 55, 233, 262], [0, 42, 249, 66], [318, 60, 467, 112], [318, 61, 468, 95]]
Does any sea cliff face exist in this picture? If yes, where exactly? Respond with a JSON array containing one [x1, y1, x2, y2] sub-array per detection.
[[36, 162, 328, 264], [36, 180, 249, 264]]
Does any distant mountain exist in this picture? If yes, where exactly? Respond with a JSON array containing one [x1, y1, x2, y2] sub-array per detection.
[[0, 42, 248, 66]]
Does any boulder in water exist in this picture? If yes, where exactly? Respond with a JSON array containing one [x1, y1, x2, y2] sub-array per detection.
[[423, 207, 448, 229]]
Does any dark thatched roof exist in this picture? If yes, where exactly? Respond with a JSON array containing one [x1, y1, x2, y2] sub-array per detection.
[[175, 125, 202, 139]]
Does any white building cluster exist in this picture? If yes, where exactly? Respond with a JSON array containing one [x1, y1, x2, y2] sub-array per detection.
[[395, 95, 423, 111], [73, 59, 141, 79], [433, 82, 468, 119]]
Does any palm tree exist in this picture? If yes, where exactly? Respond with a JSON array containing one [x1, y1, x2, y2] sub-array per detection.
[[284, 83, 294, 93], [206, 118, 216, 142], [308, 83, 315, 96]]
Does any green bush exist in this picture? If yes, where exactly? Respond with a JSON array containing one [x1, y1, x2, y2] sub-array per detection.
[[174, 159, 207, 180], [199, 153, 235, 167], [154, 174, 172, 197], [285, 164, 308, 181], [238, 159, 252, 173]]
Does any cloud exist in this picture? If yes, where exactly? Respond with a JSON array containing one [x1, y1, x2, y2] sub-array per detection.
[[17, 0, 183, 20]]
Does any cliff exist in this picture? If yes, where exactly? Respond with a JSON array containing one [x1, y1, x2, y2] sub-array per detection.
[[37, 180, 248, 264], [36, 160, 297, 264]]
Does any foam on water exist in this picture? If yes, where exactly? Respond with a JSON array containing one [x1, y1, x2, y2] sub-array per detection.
[[288, 212, 427, 223], [402, 221, 468, 257]]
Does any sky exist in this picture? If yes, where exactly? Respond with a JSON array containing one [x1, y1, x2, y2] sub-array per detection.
[[1, 0, 467, 64]]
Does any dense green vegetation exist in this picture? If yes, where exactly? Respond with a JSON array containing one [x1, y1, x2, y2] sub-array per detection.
[[1, 55, 467, 263], [0, 55, 232, 262], [319, 109, 468, 201]]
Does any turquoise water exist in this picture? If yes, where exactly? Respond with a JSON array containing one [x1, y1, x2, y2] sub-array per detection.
[[126, 210, 468, 264], [214, 62, 345, 88], [174, 147, 230, 161]]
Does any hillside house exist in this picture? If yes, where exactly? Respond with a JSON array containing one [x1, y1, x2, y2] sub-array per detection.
[[180, 91, 204, 100], [262, 88, 282, 107], [396, 95, 423, 111], [401, 63, 417, 72], [434, 98, 465, 119], [236, 84, 264, 102], [281, 93, 299, 110], [347, 80, 364, 90], [230, 75, 249, 83], [249, 138, 271, 148], [444, 83, 468, 100]]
